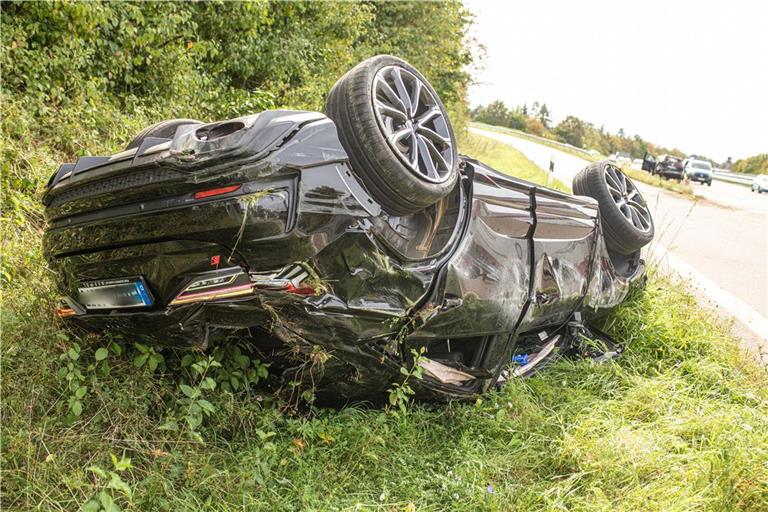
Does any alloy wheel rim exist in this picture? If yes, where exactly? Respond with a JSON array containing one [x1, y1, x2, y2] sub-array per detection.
[[603, 164, 652, 232], [372, 65, 454, 183]]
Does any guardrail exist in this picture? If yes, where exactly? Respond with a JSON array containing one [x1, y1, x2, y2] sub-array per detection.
[[713, 169, 754, 186], [470, 122, 596, 159]]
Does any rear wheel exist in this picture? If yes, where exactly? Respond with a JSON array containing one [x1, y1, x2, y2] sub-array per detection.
[[325, 55, 458, 215], [573, 160, 654, 255], [126, 118, 203, 150]]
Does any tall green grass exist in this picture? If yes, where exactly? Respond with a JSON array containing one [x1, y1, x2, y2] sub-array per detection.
[[460, 133, 570, 192]]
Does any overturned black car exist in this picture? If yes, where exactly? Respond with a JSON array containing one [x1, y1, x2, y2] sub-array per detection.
[[43, 56, 654, 401]]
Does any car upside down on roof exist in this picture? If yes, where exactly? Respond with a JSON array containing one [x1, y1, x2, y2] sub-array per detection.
[[42, 56, 655, 402]]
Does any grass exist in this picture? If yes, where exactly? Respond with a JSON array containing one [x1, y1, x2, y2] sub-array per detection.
[[2, 124, 768, 511], [622, 166, 696, 197], [460, 132, 570, 192]]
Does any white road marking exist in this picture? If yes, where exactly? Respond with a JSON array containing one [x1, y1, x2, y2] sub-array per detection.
[[650, 244, 768, 343]]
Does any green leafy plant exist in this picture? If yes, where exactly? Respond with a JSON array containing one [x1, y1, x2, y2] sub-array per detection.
[[81, 454, 133, 512], [161, 356, 220, 442], [57, 336, 87, 422], [132, 342, 164, 374], [387, 347, 426, 415]]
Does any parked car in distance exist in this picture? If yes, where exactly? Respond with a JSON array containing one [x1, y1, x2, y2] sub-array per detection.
[[654, 155, 685, 181], [752, 174, 768, 193], [684, 158, 713, 186], [609, 152, 632, 165]]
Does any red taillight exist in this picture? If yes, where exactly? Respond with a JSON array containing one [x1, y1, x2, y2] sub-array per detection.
[[194, 184, 241, 200]]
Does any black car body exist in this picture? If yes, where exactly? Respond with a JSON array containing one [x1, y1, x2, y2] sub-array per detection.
[[42, 57, 653, 401], [42, 111, 647, 400], [654, 155, 685, 181]]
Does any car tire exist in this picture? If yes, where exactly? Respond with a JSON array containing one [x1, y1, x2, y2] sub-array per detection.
[[707, 180, 712, 186], [126, 118, 203, 150], [325, 55, 459, 215], [573, 160, 654, 255]]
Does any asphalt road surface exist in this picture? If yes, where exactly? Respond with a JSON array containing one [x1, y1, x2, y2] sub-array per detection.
[[471, 127, 768, 349]]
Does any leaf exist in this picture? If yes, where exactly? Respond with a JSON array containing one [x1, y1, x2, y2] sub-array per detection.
[[95, 348, 109, 361], [235, 354, 250, 368], [197, 399, 215, 415], [68, 347, 80, 360], [133, 353, 149, 368], [107, 472, 132, 498], [186, 413, 202, 430], [80, 498, 101, 512], [71, 400, 83, 417], [111, 454, 132, 472], [158, 419, 179, 432], [98, 490, 120, 512], [200, 377, 216, 391], [147, 356, 158, 372], [88, 465, 108, 479], [179, 384, 198, 399]]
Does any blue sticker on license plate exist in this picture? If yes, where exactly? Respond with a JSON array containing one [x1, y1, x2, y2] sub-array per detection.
[[77, 277, 154, 310]]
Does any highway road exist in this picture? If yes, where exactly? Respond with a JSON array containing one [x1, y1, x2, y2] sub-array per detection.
[[470, 127, 768, 349]]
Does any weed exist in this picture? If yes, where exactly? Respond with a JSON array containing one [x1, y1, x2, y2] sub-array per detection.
[[387, 347, 426, 415]]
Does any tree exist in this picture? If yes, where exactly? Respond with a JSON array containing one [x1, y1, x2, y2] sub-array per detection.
[[525, 117, 546, 136], [473, 100, 510, 127], [553, 115, 586, 147], [537, 103, 551, 128], [732, 154, 768, 175]]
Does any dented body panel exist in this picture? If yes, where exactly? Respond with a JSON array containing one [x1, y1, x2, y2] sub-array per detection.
[[43, 111, 645, 400]]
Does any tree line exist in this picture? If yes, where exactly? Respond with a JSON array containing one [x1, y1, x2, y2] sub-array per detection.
[[471, 100, 686, 161], [472, 100, 766, 174], [1, 1, 472, 162]]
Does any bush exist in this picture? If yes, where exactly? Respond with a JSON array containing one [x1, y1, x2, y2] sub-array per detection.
[[733, 153, 768, 175]]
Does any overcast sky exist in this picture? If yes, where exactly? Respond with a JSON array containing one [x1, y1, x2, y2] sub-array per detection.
[[465, 0, 767, 161]]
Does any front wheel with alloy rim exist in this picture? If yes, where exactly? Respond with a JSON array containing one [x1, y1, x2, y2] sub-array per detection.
[[573, 160, 654, 255], [325, 55, 458, 215]]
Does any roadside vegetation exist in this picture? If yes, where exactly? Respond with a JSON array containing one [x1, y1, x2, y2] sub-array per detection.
[[621, 167, 696, 197], [732, 154, 768, 175], [471, 99, 687, 161], [460, 133, 570, 192], [2, 3, 767, 511]]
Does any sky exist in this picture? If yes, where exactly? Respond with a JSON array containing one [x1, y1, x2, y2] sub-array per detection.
[[465, 0, 767, 162]]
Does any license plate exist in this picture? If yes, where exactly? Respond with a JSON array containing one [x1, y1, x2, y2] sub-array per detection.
[[77, 277, 153, 310]]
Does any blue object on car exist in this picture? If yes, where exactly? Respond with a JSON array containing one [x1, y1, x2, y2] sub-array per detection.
[[512, 354, 529, 365]]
